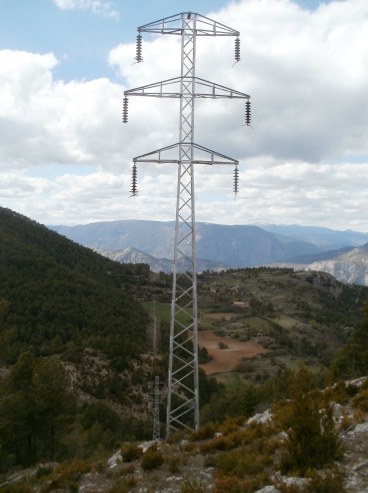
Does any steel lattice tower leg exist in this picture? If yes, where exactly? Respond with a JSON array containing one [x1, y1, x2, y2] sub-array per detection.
[[123, 11, 251, 438]]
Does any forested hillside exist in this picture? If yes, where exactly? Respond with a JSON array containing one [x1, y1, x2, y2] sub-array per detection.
[[0, 207, 148, 367], [0, 207, 153, 470]]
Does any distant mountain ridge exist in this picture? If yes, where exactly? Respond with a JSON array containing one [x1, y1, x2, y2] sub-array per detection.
[[52, 220, 328, 268], [99, 246, 229, 274], [259, 224, 368, 248], [306, 243, 368, 285], [51, 220, 368, 284]]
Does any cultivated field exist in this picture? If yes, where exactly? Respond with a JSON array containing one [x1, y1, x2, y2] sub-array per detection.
[[198, 330, 268, 374]]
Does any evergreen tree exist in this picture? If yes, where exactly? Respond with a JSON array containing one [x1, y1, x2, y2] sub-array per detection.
[[331, 302, 368, 378], [0, 353, 75, 468]]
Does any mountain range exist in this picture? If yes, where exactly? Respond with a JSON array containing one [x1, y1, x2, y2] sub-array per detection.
[[52, 220, 368, 284]]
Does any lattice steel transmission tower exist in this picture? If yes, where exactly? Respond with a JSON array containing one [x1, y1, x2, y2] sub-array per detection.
[[124, 12, 251, 437]]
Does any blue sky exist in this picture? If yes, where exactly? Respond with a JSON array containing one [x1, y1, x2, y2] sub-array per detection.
[[0, 0, 367, 230]]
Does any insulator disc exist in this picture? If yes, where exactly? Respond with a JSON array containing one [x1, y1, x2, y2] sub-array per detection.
[[235, 37, 240, 62], [130, 163, 138, 196], [233, 166, 239, 195], [122, 97, 129, 123], [245, 100, 251, 126], [135, 34, 143, 63]]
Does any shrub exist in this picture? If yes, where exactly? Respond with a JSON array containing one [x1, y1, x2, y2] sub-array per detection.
[[213, 473, 270, 493], [212, 476, 242, 493], [0, 484, 33, 493], [190, 422, 216, 441], [121, 443, 143, 462], [274, 480, 305, 493], [34, 465, 54, 478], [327, 380, 358, 403], [199, 433, 241, 454], [108, 477, 137, 493], [352, 387, 368, 411], [165, 430, 187, 444], [278, 366, 343, 474], [165, 454, 182, 473], [242, 472, 271, 493], [218, 417, 244, 435], [306, 467, 346, 493], [214, 449, 272, 478], [120, 463, 135, 476], [181, 479, 206, 493], [140, 445, 163, 471], [43, 460, 90, 492]]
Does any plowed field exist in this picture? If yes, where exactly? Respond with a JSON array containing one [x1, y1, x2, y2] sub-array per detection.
[[198, 330, 268, 375]]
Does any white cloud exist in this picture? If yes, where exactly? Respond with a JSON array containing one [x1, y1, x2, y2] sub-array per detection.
[[53, 0, 119, 19], [1, 0, 368, 230], [3, 156, 368, 230], [0, 50, 127, 169]]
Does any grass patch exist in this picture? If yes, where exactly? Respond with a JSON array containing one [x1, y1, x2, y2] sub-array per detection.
[[243, 317, 271, 331], [274, 355, 321, 372], [215, 372, 247, 391], [274, 314, 299, 329], [143, 302, 192, 326]]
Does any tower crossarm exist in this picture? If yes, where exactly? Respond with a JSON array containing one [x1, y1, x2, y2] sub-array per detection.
[[132, 142, 239, 166], [138, 12, 239, 37], [124, 76, 249, 99]]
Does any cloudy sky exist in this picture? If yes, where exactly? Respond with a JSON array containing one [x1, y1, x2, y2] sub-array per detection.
[[1, 0, 367, 230]]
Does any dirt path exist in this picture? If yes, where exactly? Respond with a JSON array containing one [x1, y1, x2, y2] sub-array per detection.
[[198, 330, 268, 375]]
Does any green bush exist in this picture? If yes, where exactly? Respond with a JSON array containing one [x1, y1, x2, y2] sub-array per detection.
[[278, 366, 343, 474], [181, 479, 206, 493], [352, 387, 368, 411], [274, 480, 304, 493], [214, 449, 272, 478], [108, 477, 137, 493], [306, 467, 346, 492], [0, 484, 33, 493], [121, 443, 143, 462], [212, 473, 270, 493], [212, 476, 242, 493], [140, 445, 163, 471], [42, 460, 90, 492], [120, 463, 135, 476], [190, 422, 216, 441], [165, 454, 182, 473]]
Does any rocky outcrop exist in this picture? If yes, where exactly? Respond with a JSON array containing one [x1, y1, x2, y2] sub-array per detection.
[[307, 243, 368, 285]]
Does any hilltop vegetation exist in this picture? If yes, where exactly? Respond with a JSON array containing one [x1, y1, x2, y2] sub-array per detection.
[[0, 207, 148, 368], [2, 367, 368, 492], [0, 207, 153, 470]]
